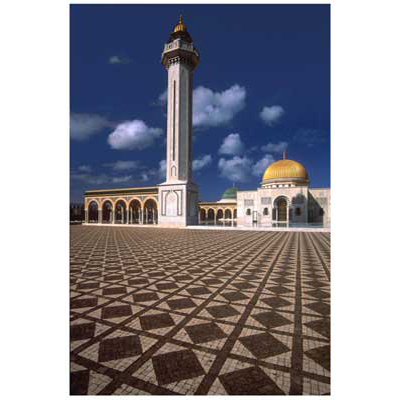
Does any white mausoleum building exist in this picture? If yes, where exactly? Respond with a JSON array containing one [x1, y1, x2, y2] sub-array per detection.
[[83, 17, 330, 228]]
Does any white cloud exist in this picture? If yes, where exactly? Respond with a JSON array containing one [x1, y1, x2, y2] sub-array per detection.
[[193, 154, 212, 172], [193, 84, 246, 128], [252, 154, 275, 177], [108, 120, 163, 150], [111, 175, 132, 183], [71, 170, 134, 186], [219, 133, 244, 156], [158, 89, 168, 105], [70, 113, 111, 141], [77, 165, 92, 173], [159, 159, 166, 178], [109, 55, 130, 64], [260, 105, 285, 126], [141, 172, 150, 182], [261, 141, 288, 153], [104, 160, 139, 171], [218, 156, 252, 183], [71, 173, 110, 186], [157, 84, 246, 128]]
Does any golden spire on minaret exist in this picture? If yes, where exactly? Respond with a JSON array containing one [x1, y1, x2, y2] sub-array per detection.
[[173, 15, 186, 33]]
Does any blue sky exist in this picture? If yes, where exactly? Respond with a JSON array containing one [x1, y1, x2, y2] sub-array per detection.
[[70, 4, 330, 203]]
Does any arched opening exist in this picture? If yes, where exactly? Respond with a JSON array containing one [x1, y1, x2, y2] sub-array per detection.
[[216, 209, 223, 222], [115, 200, 127, 224], [207, 208, 215, 222], [233, 209, 237, 219], [225, 209, 232, 219], [200, 208, 206, 221], [129, 199, 141, 224], [263, 207, 269, 216], [102, 201, 113, 223], [88, 201, 98, 223], [144, 198, 158, 224], [277, 198, 288, 222], [246, 208, 251, 216]]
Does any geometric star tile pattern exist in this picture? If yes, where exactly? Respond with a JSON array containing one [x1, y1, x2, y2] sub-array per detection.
[[70, 226, 330, 395]]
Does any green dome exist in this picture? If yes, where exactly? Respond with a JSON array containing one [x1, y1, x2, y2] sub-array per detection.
[[222, 187, 238, 200]]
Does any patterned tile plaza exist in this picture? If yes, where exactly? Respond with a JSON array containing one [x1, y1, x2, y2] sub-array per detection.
[[70, 226, 330, 395]]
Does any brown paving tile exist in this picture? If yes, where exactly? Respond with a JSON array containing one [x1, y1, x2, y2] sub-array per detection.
[[140, 313, 175, 330], [174, 274, 193, 282], [77, 282, 100, 290], [305, 318, 330, 339], [305, 288, 330, 300], [251, 311, 291, 329], [260, 296, 292, 309], [103, 286, 127, 296], [206, 304, 240, 319], [156, 282, 179, 290], [186, 286, 212, 296], [185, 322, 227, 344], [152, 349, 205, 385], [305, 301, 330, 316], [202, 278, 223, 285], [219, 366, 285, 395], [239, 332, 290, 359], [305, 345, 330, 371], [70, 322, 96, 341], [70, 297, 98, 309], [221, 291, 249, 302], [167, 298, 196, 310], [268, 285, 293, 295], [98, 335, 142, 362], [101, 305, 132, 319], [232, 282, 256, 290], [133, 292, 159, 303], [70, 370, 90, 395], [104, 274, 124, 282]]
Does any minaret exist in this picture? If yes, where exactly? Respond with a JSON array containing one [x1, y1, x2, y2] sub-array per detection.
[[158, 16, 200, 226]]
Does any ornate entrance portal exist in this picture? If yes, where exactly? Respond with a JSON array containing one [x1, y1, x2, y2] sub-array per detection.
[[277, 198, 287, 222]]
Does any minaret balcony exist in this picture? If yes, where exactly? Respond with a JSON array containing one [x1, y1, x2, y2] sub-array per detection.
[[161, 39, 199, 69]]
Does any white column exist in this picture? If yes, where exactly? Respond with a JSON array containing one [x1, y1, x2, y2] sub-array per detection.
[[84, 209, 88, 224], [98, 209, 102, 224], [112, 209, 115, 224]]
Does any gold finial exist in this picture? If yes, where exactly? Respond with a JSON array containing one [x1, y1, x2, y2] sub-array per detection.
[[173, 14, 186, 33], [283, 150, 287, 160]]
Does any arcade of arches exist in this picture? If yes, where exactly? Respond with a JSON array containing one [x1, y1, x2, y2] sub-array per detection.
[[198, 203, 237, 225], [84, 188, 159, 225]]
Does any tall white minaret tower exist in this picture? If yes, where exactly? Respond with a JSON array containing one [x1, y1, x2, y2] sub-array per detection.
[[158, 16, 200, 226]]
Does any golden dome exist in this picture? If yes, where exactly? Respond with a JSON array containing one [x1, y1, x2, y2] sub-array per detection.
[[173, 15, 186, 33], [262, 157, 309, 183]]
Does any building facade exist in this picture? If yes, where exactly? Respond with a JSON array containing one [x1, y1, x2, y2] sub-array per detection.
[[82, 17, 330, 228]]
